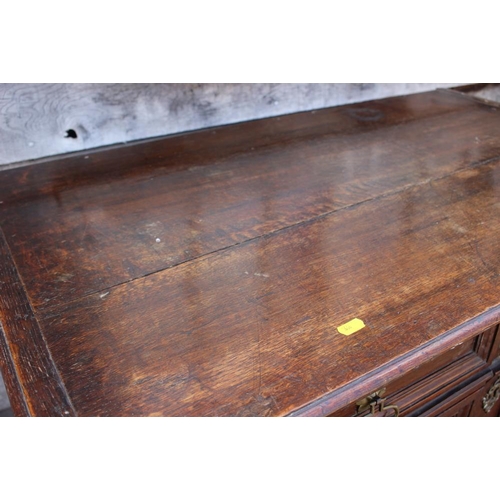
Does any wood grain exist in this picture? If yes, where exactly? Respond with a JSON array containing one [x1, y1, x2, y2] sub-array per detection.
[[0, 90, 496, 311], [328, 334, 484, 416], [0, 83, 459, 166], [1, 89, 500, 416], [0, 229, 75, 416], [419, 373, 493, 416], [38, 161, 500, 416]]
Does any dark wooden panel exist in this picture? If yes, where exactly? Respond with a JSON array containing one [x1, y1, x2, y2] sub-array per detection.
[[442, 400, 474, 417], [2, 89, 500, 416], [475, 325, 499, 362], [486, 327, 500, 364], [36, 160, 500, 416], [420, 373, 492, 417], [1, 90, 499, 311], [329, 335, 482, 417], [469, 374, 500, 417], [0, 323, 28, 416], [401, 356, 486, 416], [0, 229, 75, 416]]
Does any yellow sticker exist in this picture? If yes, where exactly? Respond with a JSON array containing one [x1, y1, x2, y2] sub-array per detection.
[[337, 318, 365, 336]]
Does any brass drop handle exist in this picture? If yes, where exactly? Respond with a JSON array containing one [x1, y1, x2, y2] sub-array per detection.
[[356, 388, 400, 417], [482, 376, 500, 413]]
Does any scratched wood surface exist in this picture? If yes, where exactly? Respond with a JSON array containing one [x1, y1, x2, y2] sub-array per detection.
[[0, 90, 496, 312], [1, 89, 500, 416], [37, 161, 500, 416], [0, 229, 75, 416]]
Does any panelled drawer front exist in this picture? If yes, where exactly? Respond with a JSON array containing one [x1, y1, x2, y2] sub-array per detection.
[[487, 326, 500, 364], [469, 373, 500, 417], [358, 354, 486, 417], [395, 354, 487, 416], [419, 372, 492, 417], [329, 326, 497, 417]]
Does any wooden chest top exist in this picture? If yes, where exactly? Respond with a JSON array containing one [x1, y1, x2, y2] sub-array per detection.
[[1, 89, 500, 416]]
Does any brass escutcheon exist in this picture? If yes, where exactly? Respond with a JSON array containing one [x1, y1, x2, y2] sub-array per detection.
[[356, 388, 400, 417]]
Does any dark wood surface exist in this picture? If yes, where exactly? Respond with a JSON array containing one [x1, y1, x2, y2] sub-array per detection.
[[0, 228, 75, 416], [0, 90, 492, 310], [328, 328, 495, 417], [1, 89, 500, 416]]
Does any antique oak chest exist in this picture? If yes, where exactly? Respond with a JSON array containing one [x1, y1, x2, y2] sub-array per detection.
[[1, 89, 500, 416]]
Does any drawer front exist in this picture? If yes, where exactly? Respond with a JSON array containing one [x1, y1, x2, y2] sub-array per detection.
[[419, 372, 492, 417], [469, 373, 500, 417], [487, 327, 500, 364], [328, 325, 498, 417]]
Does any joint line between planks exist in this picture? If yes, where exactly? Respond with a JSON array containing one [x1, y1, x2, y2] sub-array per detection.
[[39, 151, 500, 319]]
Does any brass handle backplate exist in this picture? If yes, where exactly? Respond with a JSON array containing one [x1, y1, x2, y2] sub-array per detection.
[[482, 376, 500, 413], [356, 388, 400, 417]]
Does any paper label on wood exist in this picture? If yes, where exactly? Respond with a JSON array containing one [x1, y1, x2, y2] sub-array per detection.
[[337, 318, 365, 336]]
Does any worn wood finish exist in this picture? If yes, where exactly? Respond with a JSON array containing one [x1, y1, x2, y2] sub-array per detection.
[[29, 159, 500, 416], [1, 89, 500, 416], [469, 373, 500, 417], [0, 229, 75, 416], [0, 83, 460, 166], [0, 322, 29, 416], [420, 373, 493, 417], [486, 326, 500, 364], [0, 90, 497, 311], [329, 332, 488, 417]]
